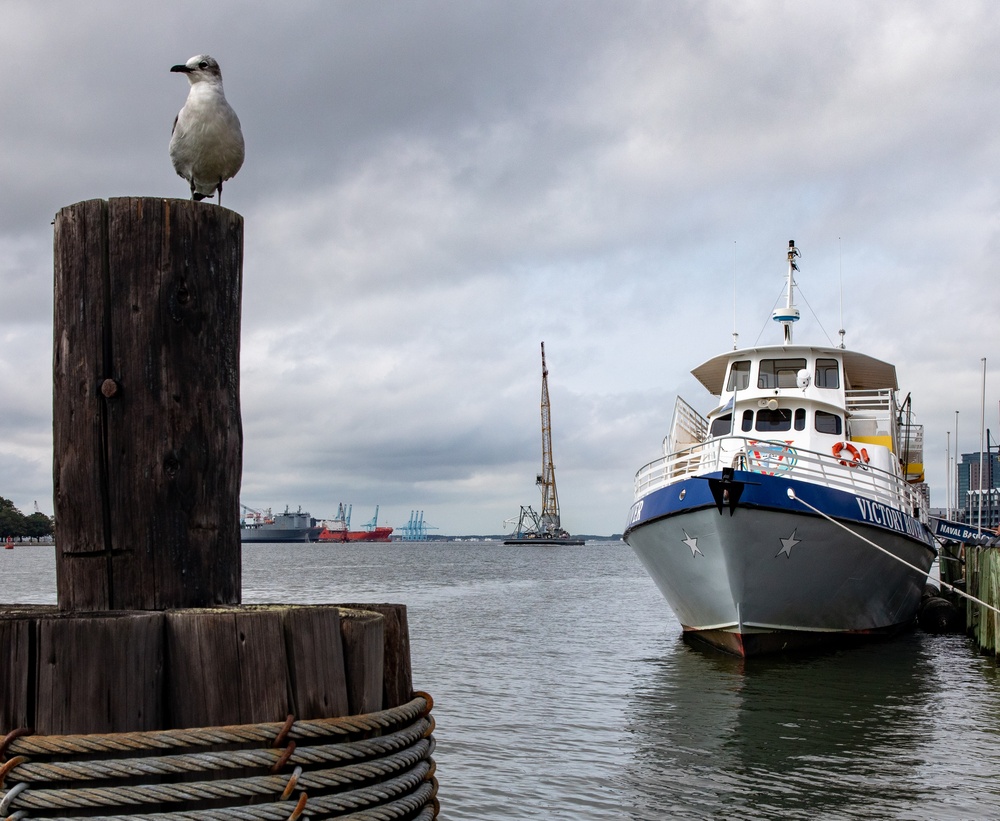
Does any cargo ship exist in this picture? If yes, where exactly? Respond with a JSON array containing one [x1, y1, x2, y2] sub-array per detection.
[[240, 505, 323, 543], [318, 504, 394, 543]]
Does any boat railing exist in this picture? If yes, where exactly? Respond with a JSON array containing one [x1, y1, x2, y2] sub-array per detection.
[[634, 436, 924, 515], [665, 396, 708, 455], [845, 388, 896, 416], [845, 388, 899, 452]]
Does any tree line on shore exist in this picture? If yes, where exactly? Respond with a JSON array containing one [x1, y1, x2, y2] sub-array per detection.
[[0, 497, 55, 540]]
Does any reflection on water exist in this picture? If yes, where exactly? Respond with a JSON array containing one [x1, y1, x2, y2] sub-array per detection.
[[2, 543, 1000, 819], [623, 632, 1000, 820]]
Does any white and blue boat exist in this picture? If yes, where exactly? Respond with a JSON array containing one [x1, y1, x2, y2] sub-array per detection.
[[624, 241, 936, 656]]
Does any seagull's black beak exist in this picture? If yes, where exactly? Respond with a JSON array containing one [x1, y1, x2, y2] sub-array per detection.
[[170, 64, 192, 73]]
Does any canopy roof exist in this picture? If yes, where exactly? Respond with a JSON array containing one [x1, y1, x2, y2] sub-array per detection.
[[691, 345, 898, 396]]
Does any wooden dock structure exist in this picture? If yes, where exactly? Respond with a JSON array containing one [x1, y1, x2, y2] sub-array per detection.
[[0, 198, 438, 818], [939, 536, 1000, 657]]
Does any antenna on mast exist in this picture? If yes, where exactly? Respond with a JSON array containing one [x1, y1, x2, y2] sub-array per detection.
[[732, 241, 739, 350], [838, 237, 846, 349], [772, 240, 801, 345]]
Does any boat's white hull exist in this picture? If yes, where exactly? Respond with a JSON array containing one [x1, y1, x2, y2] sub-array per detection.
[[624, 472, 936, 656]]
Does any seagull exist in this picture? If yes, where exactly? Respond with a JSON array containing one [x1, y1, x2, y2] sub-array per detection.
[[169, 55, 245, 204]]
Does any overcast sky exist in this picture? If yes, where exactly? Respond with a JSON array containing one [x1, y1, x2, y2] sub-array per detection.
[[1, 1, 997, 536]]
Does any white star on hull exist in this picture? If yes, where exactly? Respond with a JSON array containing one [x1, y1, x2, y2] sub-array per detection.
[[777, 529, 800, 558], [681, 530, 703, 557]]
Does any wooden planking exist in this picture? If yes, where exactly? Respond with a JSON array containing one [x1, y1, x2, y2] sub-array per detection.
[[968, 546, 1000, 656], [341, 603, 412, 708], [0, 606, 54, 734], [281, 606, 349, 720], [52, 198, 111, 603], [33, 612, 164, 735], [53, 198, 243, 611], [0, 618, 31, 733], [3, 603, 410, 732], [339, 608, 385, 715], [105, 198, 243, 609], [165, 607, 291, 728]]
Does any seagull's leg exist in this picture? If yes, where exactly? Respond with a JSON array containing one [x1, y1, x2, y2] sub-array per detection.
[[189, 178, 197, 201], [217, 179, 223, 207]]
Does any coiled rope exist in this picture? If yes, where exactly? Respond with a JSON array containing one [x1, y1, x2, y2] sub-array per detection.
[[0, 693, 437, 820]]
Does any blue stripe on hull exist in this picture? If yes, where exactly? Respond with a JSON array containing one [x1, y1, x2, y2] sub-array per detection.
[[625, 471, 935, 549], [623, 472, 936, 654]]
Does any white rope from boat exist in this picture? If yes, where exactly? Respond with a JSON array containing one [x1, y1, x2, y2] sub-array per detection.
[[787, 488, 1000, 617]]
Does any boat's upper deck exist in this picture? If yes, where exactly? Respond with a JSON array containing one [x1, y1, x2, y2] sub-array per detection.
[[692, 344, 897, 398], [641, 344, 926, 508]]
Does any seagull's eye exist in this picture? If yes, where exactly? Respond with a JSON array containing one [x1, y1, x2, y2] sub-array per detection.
[[198, 61, 208, 69]]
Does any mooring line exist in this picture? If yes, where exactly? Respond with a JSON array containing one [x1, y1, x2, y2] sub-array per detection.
[[786, 488, 1000, 617]]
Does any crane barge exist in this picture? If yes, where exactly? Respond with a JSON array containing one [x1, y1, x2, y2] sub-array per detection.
[[504, 342, 585, 545]]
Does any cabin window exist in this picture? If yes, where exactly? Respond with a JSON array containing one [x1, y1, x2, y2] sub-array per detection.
[[755, 408, 792, 432], [741, 410, 754, 432], [815, 410, 843, 435], [816, 358, 840, 389], [726, 360, 751, 391], [794, 408, 806, 430], [710, 414, 733, 437], [758, 358, 807, 389]]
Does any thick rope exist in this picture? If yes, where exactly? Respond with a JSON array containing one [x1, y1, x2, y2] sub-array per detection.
[[8, 740, 433, 811], [48, 776, 437, 821], [32, 762, 434, 821], [5, 696, 429, 758], [7, 718, 433, 785], [0, 695, 437, 820]]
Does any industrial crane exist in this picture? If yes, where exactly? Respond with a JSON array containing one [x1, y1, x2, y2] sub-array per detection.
[[503, 342, 583, 544], [537, 342, 560, 535]]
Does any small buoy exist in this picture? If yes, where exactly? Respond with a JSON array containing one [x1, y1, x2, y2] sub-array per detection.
[[918, 596, 963, 634]]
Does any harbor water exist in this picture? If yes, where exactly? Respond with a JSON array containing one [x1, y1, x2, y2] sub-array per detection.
[[2, 540, 999, 819]]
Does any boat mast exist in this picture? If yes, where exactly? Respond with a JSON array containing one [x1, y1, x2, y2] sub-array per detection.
[[772, 239, 801, 345], [537, 342, 560, 534]]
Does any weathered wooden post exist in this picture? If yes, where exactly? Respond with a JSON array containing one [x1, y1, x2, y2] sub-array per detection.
[[53, 197, 243, 610], [0, 198, 436, 818]]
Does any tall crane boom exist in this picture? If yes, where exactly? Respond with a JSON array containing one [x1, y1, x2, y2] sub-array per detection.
[[537, 341, 560, 533], [503, 341, 583, 544]]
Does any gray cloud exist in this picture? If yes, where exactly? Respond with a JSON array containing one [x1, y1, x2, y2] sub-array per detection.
[[0, 1, 997, 533]]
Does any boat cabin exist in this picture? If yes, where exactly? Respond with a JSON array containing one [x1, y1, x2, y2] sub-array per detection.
[[665, 344, 923, 483]]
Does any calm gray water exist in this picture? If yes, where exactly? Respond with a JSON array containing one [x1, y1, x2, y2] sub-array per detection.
[[2, 541, 998, 820]]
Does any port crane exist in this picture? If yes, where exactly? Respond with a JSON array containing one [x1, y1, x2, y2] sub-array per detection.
[[396, 510, 438, 541], [504, 342, 582, 544], [537, 341, 561, 534]]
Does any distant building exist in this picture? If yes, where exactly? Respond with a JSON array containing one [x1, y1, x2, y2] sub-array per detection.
[[956, 451, 1000, 531]]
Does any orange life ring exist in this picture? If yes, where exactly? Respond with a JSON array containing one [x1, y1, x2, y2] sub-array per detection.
[[832, 441, 869, 468]]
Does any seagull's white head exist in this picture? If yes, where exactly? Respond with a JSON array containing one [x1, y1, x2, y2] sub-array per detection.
[[170, 55, 223, 85]]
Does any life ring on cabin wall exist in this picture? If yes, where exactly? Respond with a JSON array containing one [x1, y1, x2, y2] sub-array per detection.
[[832, 441, 869, 468]]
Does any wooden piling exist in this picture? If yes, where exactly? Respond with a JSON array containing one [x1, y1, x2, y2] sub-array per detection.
[[2, 197, 423, 739], [53, 197, 243, 611], [966, 545, 1000, 656], [342, 602, 413, 708], [0, 197, 436, 818]]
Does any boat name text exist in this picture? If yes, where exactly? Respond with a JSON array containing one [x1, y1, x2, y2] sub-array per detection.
[[626, 500, 644, 530], [854, 497, 925, 540]]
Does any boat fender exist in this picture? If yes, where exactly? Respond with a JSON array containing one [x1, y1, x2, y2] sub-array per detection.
[[832, 441, 869, 468], [918, 596, 963, 633]]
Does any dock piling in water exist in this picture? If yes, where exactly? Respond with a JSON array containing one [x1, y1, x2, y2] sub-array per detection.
[[53, 197, 243, 611], [0, 198, 437, 817]]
